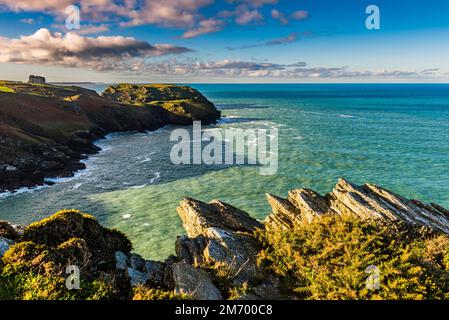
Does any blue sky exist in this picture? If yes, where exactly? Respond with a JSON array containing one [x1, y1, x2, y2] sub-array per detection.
[[0, 0, 448, 83]]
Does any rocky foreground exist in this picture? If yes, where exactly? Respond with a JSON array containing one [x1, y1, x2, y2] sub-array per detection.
[[0, 81, 220, 192], [1, 178, 449, 300]]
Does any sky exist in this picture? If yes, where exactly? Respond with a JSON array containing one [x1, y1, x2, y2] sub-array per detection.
[[0, 0, 449, 83]]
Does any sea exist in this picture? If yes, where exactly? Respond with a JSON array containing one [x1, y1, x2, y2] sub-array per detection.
[[1, 83, 448, 260]]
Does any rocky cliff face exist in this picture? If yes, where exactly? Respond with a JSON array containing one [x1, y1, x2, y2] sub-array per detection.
[[2, 178, 447, 300], [265, 178, 449, 233], [0, 81, 220, 192]]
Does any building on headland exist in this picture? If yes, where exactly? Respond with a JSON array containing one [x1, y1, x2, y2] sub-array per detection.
[[28, 75, 46, 84]]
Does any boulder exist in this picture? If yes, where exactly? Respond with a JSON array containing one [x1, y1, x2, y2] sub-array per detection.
[[129, 253, 145, 271], [127, 267, 151, 287], [144, 260, 165, 285], [115, 251, 128, 271], [176, 199, 262, 285], [171, 262, 223, 300]]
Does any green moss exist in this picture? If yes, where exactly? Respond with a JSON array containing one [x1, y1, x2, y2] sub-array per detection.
[[256, 214, 449, 300], [22, 210, 132, 264]]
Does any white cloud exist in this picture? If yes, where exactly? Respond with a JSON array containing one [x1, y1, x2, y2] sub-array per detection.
[[0, 28, 192, 70], [182, 19, 225, 39]]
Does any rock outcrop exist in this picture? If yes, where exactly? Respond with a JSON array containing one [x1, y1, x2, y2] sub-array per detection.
[[266, 178, 449, 233], [1, 178, 449, 300], [176, 199, 263, 285], [0, 81, 220, 192], [102, 83, 221, 125]]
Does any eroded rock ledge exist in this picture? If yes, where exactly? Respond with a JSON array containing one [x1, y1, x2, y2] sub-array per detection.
[[1, 178, 448, 300]]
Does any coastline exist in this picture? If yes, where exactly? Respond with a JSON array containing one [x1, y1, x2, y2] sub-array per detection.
[[2, 178, 449, 300], [0, 82, 221, 193]]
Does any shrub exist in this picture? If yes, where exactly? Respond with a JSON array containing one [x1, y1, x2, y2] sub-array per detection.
[[256, 214, 449, 300]]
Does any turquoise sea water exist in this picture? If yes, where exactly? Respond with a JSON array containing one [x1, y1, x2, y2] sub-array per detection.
[[1, 84, 448, 260]]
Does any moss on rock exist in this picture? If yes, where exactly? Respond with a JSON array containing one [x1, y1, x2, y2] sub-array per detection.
[[22, 210, 132, 266]]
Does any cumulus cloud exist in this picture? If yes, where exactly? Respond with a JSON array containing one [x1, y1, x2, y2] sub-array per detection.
[[0, 28, 192, 70], [0, 0, 212, 28], [271, 9, 288, 24], [182, 19, 225, 39], [271, 8, 308, 24], [0, 0, 294, 37], [114, 59, 442, 80], [291, 10, 309, 20]]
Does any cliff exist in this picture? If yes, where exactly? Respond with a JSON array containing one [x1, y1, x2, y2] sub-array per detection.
[[102, 83, 221, 125], [0, 81, 220, 192], [1, 178, 449, 300]]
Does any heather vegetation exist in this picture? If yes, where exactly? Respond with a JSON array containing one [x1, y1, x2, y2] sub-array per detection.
[[256, 214, 449, 300]]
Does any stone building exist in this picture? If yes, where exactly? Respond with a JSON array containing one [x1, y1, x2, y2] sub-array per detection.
[[28, 75, 46, 84]]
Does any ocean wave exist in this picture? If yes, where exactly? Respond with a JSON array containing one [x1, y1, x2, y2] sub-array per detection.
[[338, 114, 357, 118], [149, 172, 161, 184], [0, 184, 47, 200], [217, 103, 270, 110], [126, 184, 148, 189]]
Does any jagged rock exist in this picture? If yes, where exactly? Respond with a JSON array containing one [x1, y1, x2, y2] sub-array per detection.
[[288, 188, 333, 221], [171, 262, 223, 300], [209, 200, 263, 232], [177, 198, 262, 237], [127, 267, 151, 287], [265, 194, 301, 229], [129, 253, 145, 271], [176, 199, 262, 285], [144, 260, 165, 285], [0, 220, 19, 240], [265, 178, 449, 234], [115, 251, 128, 271], [251, 276, 284, 300], [175, 235, 204, 265]]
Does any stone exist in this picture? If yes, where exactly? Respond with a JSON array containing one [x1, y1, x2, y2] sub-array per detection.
[[144, 260, 165, 284], [115, 251, 128, 271], [0, 237, 13, 258], [129, 253, 145, 271], [176, 199, 262, 285], [127, 267, 151, 286], [171, 262, 223, 300]]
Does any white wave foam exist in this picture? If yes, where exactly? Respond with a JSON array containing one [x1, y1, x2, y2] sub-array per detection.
[[149, 172, 161, 183], [338, 114, 356, 118]]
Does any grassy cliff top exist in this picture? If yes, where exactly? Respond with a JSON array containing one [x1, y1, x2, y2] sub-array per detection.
[[102, 83, 211, 106], [0, 80, 97, 100]]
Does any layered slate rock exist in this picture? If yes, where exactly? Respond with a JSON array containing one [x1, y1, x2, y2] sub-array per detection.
[[171, 262, 223, 300], [266, 178, 449, 234], [176, 198, 263, 285]]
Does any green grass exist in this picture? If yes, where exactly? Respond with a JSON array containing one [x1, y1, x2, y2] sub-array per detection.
[[0, 85, 15, 93]]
